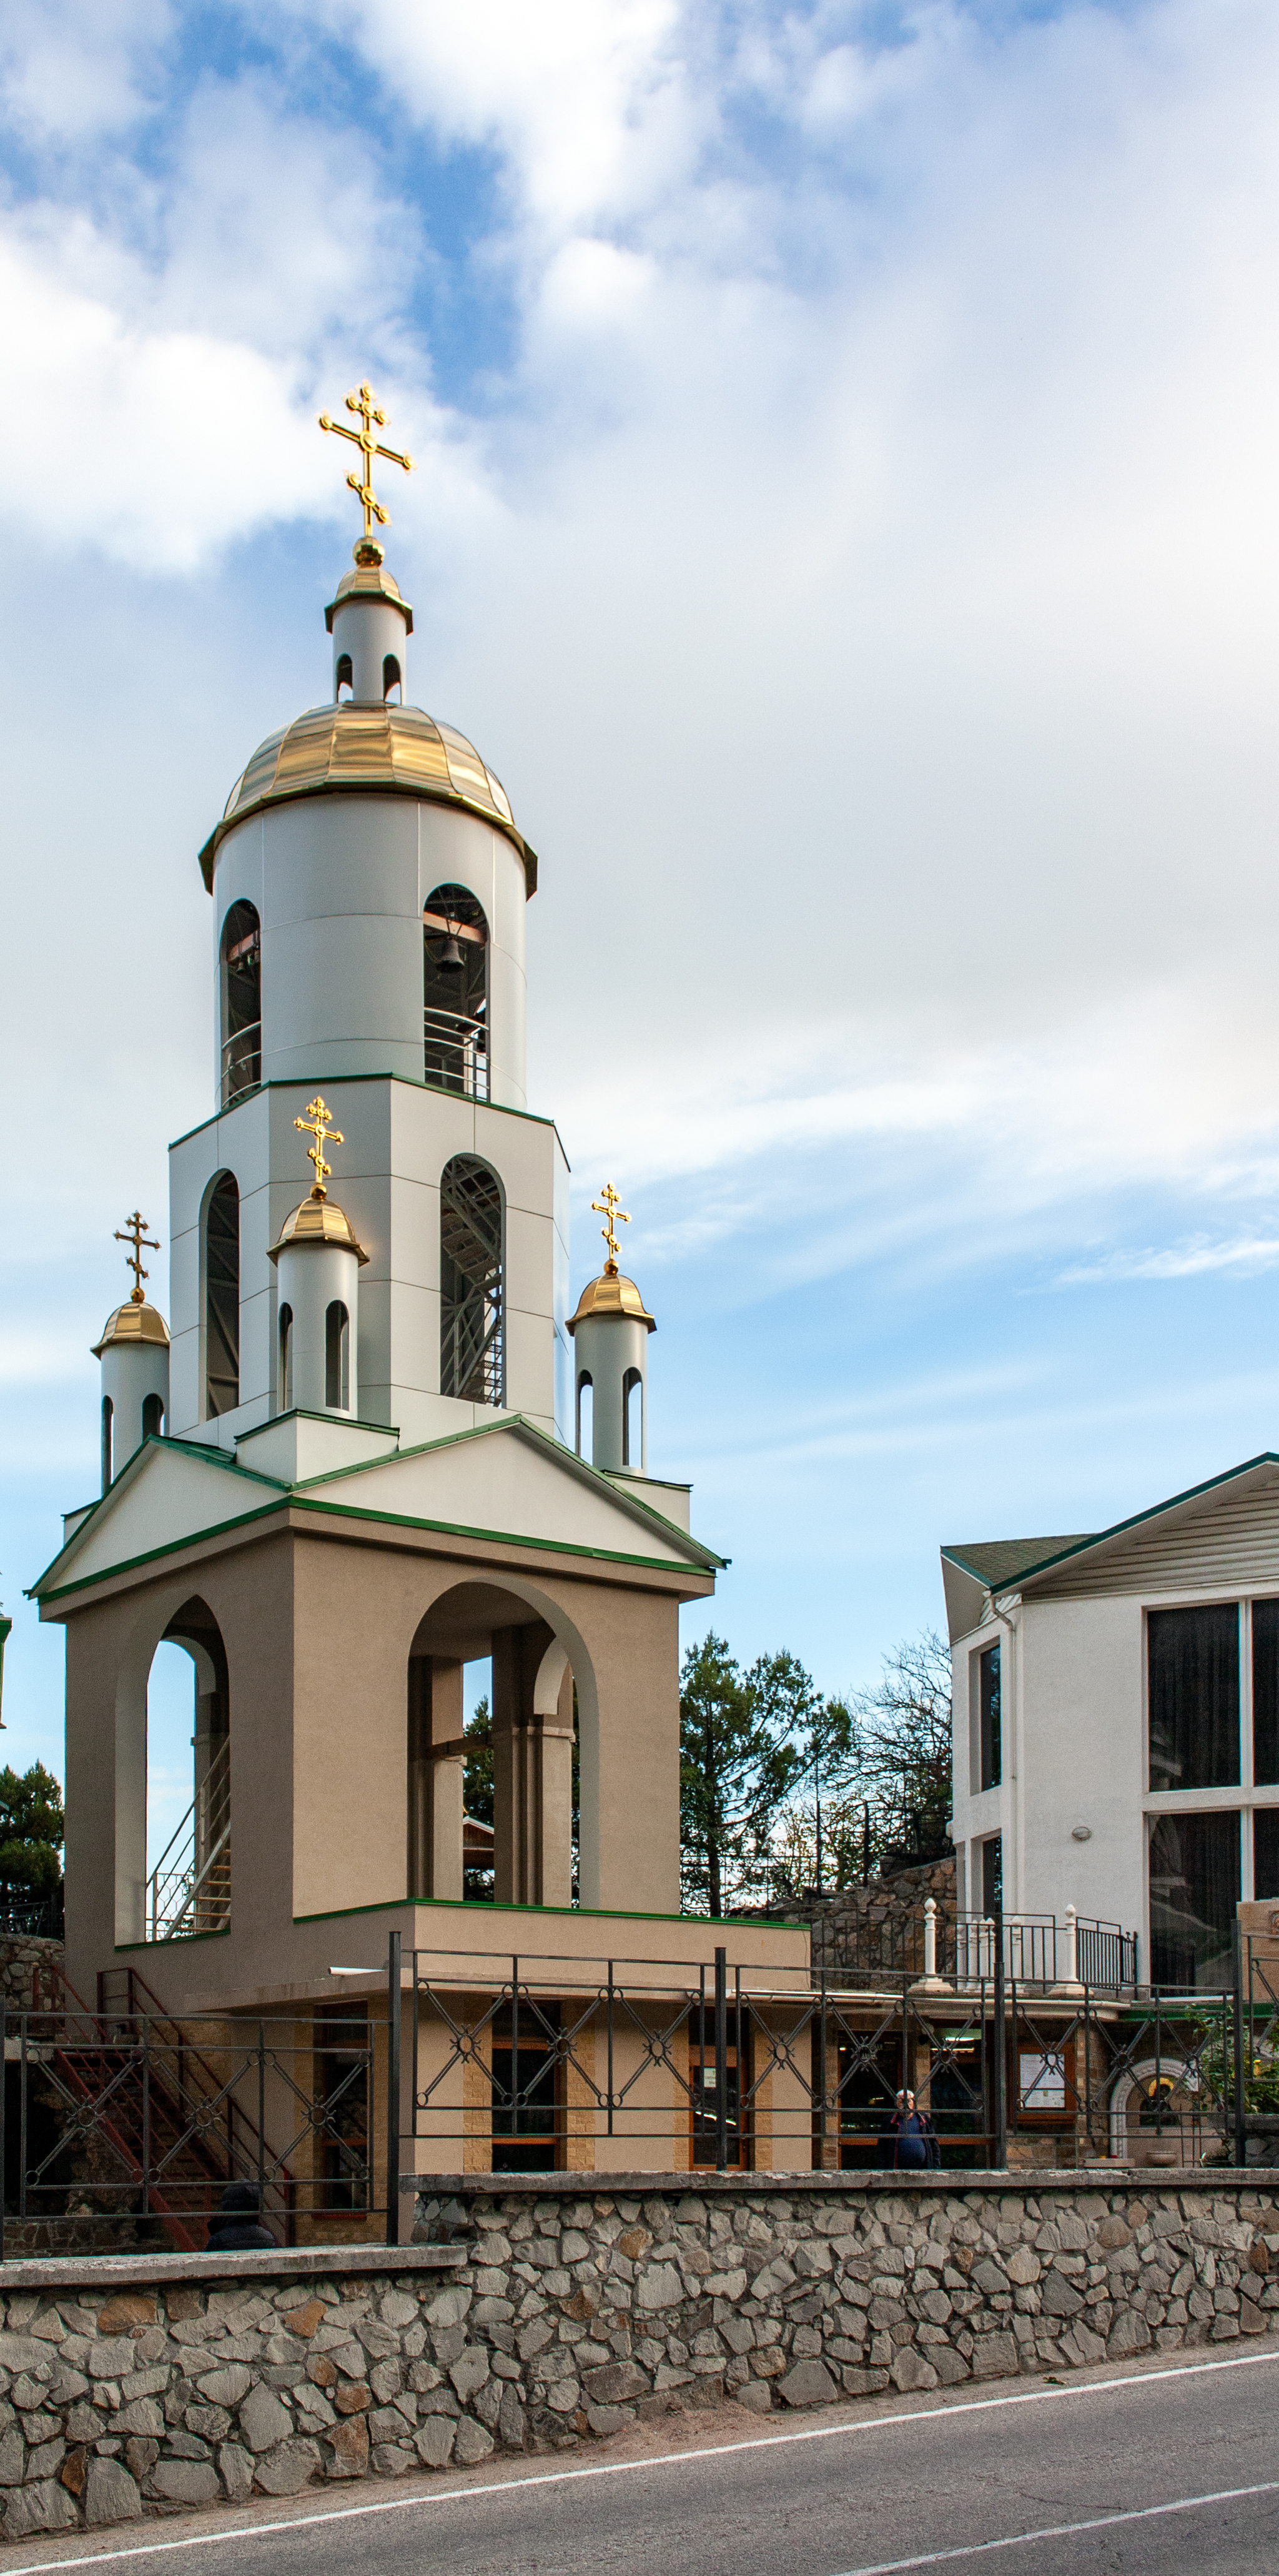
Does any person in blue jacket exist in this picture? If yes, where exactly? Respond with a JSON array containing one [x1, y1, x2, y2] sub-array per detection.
[[884, 2088, 941, 2169]]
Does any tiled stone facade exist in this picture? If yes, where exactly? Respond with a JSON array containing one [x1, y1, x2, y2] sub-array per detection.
[[0, 2173, 1276, 2540]]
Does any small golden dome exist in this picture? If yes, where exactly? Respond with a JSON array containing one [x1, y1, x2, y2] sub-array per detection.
[[324, 560, 413, 632], [200, 703, 535, 892], [566, 1271, 656, 1334], [268, 1192, 369, 1266], [92, 1299, 170, 1358]]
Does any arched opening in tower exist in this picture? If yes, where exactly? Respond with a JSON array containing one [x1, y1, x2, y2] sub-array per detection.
[[145, 1596, 230, 1942], [440, 1156, 503, 1407], [204, 1172, 240, 1418], [423, 884, 489, 1100], [219, 900, 261, 1106]]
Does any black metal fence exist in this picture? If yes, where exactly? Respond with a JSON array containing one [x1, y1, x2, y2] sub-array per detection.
[[0, 1890, 64, 1941], [0, 1991, 379, 2257], [2, 1930, 1270, 2256], [398, 1939, 1222, 2192]]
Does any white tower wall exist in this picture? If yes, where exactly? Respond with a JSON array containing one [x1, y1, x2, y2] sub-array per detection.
[[574, 1312, 650, 1474], [210, 798, 528, 1108], [330, 593, 408, 701], [99, 1340, 169, 1487], [274, 1237, 361, 1417]]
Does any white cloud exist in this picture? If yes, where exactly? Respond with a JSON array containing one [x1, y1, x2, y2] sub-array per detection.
[[4, 0, 1279, 1317], [309, 0, 694, 235], [0, 0, 170, 141], [1059, 1236, 1279, 1286]]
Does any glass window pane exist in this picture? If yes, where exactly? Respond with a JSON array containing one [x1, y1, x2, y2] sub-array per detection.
[[1255, 1808, 1279, 1901], [980, 1644, 1001, 1790], [1149, 1810, 1240, 1988], [1254, 1601, 1279, 1786], [1147, 1605, 1240, 1791], [982, 1835, 1002, 1917]]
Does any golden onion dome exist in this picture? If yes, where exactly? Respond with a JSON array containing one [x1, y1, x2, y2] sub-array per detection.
[[566, 1271, 656, 1334], [92, 1299, 170, 1359], [199, 701, 536, 893], [267, 1192, 369, 1267]]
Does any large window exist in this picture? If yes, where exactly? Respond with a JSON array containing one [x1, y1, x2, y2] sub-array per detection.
[[204, 1173, 240, 1419], [1256, 1809, 1279, 1902], [219, 902, 261, 1107], [424, 885, 489, 1101], [440, 1156, 503, 1406], [1149, 1810, 1240, 1989], [1147, 1604, 1240, 1791], [1253, 1599, 1279, 1786], [979, 1643, 1001, 1790]]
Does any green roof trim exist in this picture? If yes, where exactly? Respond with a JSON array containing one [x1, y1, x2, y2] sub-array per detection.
[[288, 1411, 724, 1567], [27, 1434, 289, 1597], [280, 1493, 721, 1578], [294, 1893, 805, 1931], [942, 1451, 1279, 1597], [167, 1071, 568, 1164], [34, 1486, 718, 1608]]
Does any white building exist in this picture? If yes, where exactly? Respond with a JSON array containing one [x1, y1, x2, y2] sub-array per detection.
[[943, 1452, 1279, 1987]]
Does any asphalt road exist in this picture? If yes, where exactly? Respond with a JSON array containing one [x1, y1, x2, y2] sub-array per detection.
[[8, 2347, 1279, 2576]]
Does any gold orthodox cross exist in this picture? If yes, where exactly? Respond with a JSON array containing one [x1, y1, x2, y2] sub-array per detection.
[[592, 1182, 630, 1272], [318, 382, 414, 541], [295, 1096, 343, 1198], [114, 1212, 160, 1305]]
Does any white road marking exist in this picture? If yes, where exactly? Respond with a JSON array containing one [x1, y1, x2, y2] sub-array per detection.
[[6, 2344, 1279, 2572], [830, 2477, 1279, 2573]]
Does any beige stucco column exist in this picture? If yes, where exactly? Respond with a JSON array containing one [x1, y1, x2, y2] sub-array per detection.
[[574, 1587, 681, 1916], [408, 1656, 464, 1903], [493, 1625, 573, 1908]]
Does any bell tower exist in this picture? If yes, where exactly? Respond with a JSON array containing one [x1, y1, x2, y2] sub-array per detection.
[[167, 384, 567, 1455]]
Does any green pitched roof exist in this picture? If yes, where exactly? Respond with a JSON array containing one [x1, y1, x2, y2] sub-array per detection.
[[941, 1536, 1094, 1589]]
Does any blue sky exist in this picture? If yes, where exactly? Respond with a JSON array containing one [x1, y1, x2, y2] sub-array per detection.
[[4, 0, 1279, 1811]]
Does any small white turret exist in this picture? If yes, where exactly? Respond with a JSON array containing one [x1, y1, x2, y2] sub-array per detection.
[[567, 1184, 655, 1474], [325, 542, 413, 704], [92, 1214, 169, 1491], [267, 1097, 368, 1419]]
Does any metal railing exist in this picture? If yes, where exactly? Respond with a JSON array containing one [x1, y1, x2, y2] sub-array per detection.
[[395, 1941, 1104, 2186], [0, 1890, 64, 1939], [0, 1979, 379, 2255], [220, 1021, 261, 1107], [813, 1902, 1137, 1993], [424, 1006, 489, 1101], [146, 1740, 230, 1941], [385, 1935, 1257, 2210]]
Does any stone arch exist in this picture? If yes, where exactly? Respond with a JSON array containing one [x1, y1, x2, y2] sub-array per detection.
[[405, 1577, 596, 1911], [1108, 2053, 1217, 2166]]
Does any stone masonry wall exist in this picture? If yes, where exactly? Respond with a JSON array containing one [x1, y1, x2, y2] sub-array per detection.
[[804, 1857, 957, 1969], [417, 2168, 1279, 2433], [0, 2173, 1277, 2543]]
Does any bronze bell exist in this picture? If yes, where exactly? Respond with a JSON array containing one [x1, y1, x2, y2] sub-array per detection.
[[437, 934, 464, 973]]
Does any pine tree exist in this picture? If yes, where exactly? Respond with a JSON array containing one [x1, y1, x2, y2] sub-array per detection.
[[0, 1763, 64, 1895], [679, 1635, 799, 1915]]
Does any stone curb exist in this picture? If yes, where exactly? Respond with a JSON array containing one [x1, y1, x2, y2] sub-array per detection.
[[0, 2246, 464, 2291], [406, 2167, 1279, 2200]]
